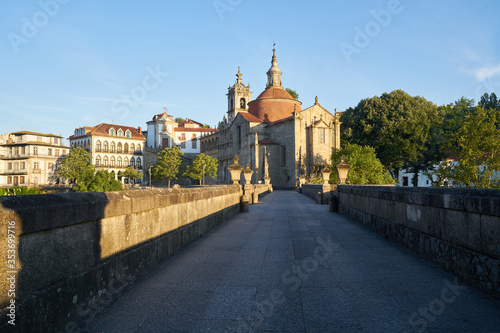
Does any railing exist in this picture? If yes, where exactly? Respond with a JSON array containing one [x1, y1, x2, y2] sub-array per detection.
[[1, 153, 63, 159], [94, 150, 143, 155], [0, 169, 29, 175]]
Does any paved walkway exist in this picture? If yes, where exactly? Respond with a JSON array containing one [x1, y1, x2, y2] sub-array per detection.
[[83, 191, 500, 333]]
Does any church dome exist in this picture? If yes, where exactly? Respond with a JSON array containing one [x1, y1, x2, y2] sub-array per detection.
[[247, 47, 302, 123], [248, 87, 302, 123]]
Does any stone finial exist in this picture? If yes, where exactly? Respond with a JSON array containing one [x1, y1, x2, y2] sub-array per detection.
[[243, 163, 254, 185], [321, 166, 332, 185], [315, 96, 318, 104], [228, 155, 244, 185], [336, 156, 351, 185]]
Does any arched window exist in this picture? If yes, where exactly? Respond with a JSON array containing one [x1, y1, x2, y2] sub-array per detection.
[[111, 156, 116, 167], [117, 142, 122, 153], [137, 157, 142, 168], [137, 144, 141, 152], [124, 143, 129, 153], [125, 130, 131, 138], [240, 98, 246, 109], [130, 143, 135, 152], [103, 141, 109, 152], [111, 142, 116, 153], [130, 157, 135, 167], [124, 157, 129, 166], [109, 128, 115, 136], [96, 140, 102, 152], [117, 129, 124, 137], [103, 156, 109, 167], [95, 156, 101, 167], [117, 157, 122, 167]]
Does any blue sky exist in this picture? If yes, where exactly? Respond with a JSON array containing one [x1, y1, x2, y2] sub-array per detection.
[[1, 0, 499, 142]]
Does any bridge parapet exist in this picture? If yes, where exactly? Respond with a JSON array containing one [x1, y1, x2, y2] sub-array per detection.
[[337, 186, 500, 296], [0, 186, 241, 332]]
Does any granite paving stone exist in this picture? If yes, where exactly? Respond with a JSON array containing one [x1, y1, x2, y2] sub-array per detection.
[[80, 191, 500, 333]]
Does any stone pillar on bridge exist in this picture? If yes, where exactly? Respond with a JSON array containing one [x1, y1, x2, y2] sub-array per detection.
[[243, 163, 256, 204]]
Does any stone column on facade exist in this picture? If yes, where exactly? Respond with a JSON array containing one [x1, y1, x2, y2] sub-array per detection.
[[263, 146, 271, 186]]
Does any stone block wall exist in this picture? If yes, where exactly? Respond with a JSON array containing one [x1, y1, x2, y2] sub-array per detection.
[[338, 186, 500, 295], [301, 184, 337, 204], [0, 186, 241, 332]]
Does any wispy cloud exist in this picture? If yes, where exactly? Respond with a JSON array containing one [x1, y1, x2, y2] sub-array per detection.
[[473, 65, 500, 81]]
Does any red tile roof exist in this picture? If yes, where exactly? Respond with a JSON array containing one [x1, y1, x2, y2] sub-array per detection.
[[238, 112, 264, 123], [174, 127, 217, 133], [70, 123, 145, 140]]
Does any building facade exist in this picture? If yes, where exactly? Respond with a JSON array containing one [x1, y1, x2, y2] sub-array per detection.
[[201, 48, 341, 189], [146, 110, 216, 156], [0, 131, 70, 187], [69, 124, 146, 182]]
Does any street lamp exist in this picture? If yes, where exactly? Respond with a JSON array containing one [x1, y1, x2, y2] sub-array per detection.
[[202, 164, 205, 186], [148, 165, 152, 189]]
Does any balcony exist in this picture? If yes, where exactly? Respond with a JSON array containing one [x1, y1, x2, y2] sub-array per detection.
[[0, 169, 29, 175], [0, 153, 63, 160]]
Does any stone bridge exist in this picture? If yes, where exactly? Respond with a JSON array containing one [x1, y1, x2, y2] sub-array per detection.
[[1, 188, 499, 332]]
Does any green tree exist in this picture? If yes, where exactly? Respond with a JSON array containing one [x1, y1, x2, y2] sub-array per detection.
[[434, 107, 500, 188], [183, 153, 218, 185], [479, 92, 500, 111], [123, 166, 143, 184], [330, 144, 395, 185], [175, 117, 185, 123], [341, 90, 444, 182], [151, 146, 184, 187], [56, 147, 95, 183], [74, 170, 123, 192], [286, 88, 299, 100]]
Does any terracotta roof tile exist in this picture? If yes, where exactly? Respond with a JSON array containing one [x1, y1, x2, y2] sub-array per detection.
[[238, 112, 264, 123]]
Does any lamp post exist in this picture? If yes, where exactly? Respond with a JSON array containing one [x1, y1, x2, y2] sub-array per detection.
[[202, 164, 205, 186], [148, 165, 152, 189]]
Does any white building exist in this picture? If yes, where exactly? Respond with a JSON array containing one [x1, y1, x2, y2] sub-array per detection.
[[146, 110, 216, 155], [0, 131, 70, 187], [69, 123, 146, 182]]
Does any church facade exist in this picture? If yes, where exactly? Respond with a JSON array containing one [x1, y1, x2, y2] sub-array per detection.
[[201, 48, 341, 189]]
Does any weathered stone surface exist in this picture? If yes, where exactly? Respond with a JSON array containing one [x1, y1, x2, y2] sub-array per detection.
[[0, 185, 240, 333], [336, 185, 500, 296]]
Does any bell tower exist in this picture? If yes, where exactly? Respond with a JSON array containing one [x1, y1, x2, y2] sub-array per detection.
[[227, 67, 252, 123]]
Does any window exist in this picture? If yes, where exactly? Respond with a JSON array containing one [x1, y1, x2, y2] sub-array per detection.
[[319, 128, 325, 144], [240, 98, 246, 109], [192, 134, 197, 149], [48, 148, 52, 156], [117, 142, 122, 153], [181, 134, 186, 149], [111, 142, 116, 153], [103, 156, 109, 167], [124, 157, 129, 166], [21, 147, 25, 155], [7, 176, 12, 184], [33, 147, 38, 156], [95, 156, 101, 167], [34, 161, 39, 170], [137, 158, 142, 168], [237, 126, 242, 150], [124, 143, 129, 153], [111, 156, 116, 167], [109, 128, 116, 136], [117, 129, 124, 137], [7, 162, 12, 170], [96, 141, 102, 152], [48, 163, 54, 170], [130, 143, 135, 152], [20, 176, 25, 184], [117, 157, 122, 167], [20, 162, 25, 170], [130, 157, 135, 167], [137, 144, 141, 151], [125, 130, 131, 138], [55, 149, 60, 157], [103, 141, 109, 152], [14, 147, 19, 156]]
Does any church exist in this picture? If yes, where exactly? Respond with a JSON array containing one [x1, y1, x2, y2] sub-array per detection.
[[201, 48, 341, 189]]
